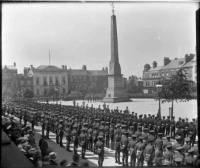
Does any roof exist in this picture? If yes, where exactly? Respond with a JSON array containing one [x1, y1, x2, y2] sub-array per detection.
[[160, 58, 185, 70], [183, 55, 196, 68], [2, 65, 17, 70], [69, 69, 88, 76], [36, 65, 62, 70], [87, 70, 107, 76], [148, 66, 163, 72]]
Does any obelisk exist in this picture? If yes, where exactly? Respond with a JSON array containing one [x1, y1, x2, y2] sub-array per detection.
[[103, 4, 130, 103]]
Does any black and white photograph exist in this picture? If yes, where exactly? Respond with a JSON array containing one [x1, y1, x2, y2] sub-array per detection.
[[1, 1, 199, 167]]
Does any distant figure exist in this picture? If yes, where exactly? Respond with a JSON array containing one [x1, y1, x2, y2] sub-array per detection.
[[73, 100, 76, 107]]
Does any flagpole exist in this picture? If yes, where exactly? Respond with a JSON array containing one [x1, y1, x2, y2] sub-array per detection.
[[49, 50, 50, 65]]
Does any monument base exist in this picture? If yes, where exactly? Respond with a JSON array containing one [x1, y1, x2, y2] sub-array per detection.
[[103, 96, 131, 103]]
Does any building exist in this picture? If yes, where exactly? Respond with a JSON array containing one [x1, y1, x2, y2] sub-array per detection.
[[2, 62, 18, 97], [17, 67, 34, 96], [32, 65, 68, 97], [143, 61, 163, 94], [143, 54, 195, 94], [68, 65, 108, 94]]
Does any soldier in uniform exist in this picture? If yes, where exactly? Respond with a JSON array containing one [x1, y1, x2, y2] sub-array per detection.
[[184, 149, 195, 166], [41, 115, 45, 137], [135, 136, 145, 166], [182, 137, 191, 153], [87, 125, 93, 152], [165, 116, 171, 136], [154, 143, 163, 166], [144, 139, 154, 166], [172, 136, 182, 151], [163, 135, 172, 152], [59, 122, 64, 147], [154, 133, 163, 149], [170, 116, 176, 138], [80, 128, 87, 159], [173, 147, 184, 166], [121, 132, 129, 167], [46, 118, 50, 139], [93, 126, 98, 154], [163, 145, 173, 166], [65, 123, 72, 151], [115, 130, 122, 164], [96, 135, 104, 167], [110, 124, 115, 150], [128, 134, 137, 166], [104, 122, 110, 148]]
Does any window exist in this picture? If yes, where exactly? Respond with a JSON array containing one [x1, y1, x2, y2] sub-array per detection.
[[63, 88, 65, 93], [50, 77, 53, 83], [162, 72, 165, 77], [56, 77, 58, 82], [37, 89, 39, 95], [166, 72, 169, 76], [63, 77, 65, 84], [36, 77, 39, 85]]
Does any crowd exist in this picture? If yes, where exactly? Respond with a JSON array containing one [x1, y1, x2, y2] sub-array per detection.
[[2, 98, 199, 167]]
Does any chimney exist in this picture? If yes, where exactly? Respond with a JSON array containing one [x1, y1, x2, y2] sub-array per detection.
[[82, 65, 87, 71], [102, 67, 105, 71], [30, 65, 33, 70], [164, 57, 171, 66], [105, 67, 108, 74], [14, 62, 16, 66], [65, 65, 67, 70], [152, 61, 157, 69], [185, 54, 194, 63], [24, 68, 28, 76], [62, 65, 64, 69]]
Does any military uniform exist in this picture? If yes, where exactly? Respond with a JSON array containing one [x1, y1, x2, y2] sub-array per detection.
[[163, 145, 173, 166], [184, 149, 195, 166], [110, 124, 115, 150], [128, 134, 137, 166], [144, 139, 154, 166], [114, 132, 121, 164], [96, 136, 104, 167], [80, 128, 87, 159], [121, 132, 129, 166], [135, 137, 145, 166]]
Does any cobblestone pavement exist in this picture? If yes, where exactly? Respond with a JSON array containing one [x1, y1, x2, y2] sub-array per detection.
[[15, 117, 179, 167]]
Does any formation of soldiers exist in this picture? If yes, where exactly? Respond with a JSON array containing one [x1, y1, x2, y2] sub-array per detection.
[[2, 99, 199, 167]]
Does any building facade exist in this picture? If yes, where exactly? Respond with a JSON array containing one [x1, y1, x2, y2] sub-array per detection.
[[2, 62, 18, 97], [143, 54, 195, 94], [17, 67, 34, 96], [68, 65, 108, 94], [32, 65, 68, 97]]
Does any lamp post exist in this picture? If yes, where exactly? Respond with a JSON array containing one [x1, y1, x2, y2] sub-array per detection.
[[156, 83, 162, 119]]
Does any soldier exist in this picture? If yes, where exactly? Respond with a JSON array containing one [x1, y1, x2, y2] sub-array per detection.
[[115, 131, 122, 164], [121, 132, 129, 166], [173, 147, 184, 166], [80, 128, 87, 159], [19, 109, 23, 125], [135, 136, 145, 166], [182, 137, 191, 153], [73, 128, 79, 155], [163, 145, 173, 166], [55, 119, 60, 144], [46, 118, 50, 139], [23, 110, 28, 127], [128, 134, 137, 166], [154, 133, 163, 149], [41, 115, 45, 137], [172, 136, 182, 151], [161, 116, 166, 136], [141, 128, 148, 146], [104, 122, 110, 148], [163, 135, 172, 152], [87, 125, 93, 152], [65, 123, 72, 151], [184, 149, 195, 166], [154, 144, 163, 166], [135, 126, 142, 138], [165, 116, 171, 136], [170, 116, 176, 138], [59, 122, 64, 147], [110, 124, 115, 150], [30, 115, 35, 131], [144, 139, 154, 166], [148, 130, 155, 143], [96, 135, 104, 167], [93, 126, 98, 154]]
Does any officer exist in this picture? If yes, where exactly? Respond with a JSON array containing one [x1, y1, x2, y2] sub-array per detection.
[[55, 119, 60, 144], [121, 132, 129, 166], [115, 130, 122, 164], [95, 135, 104, 167], [30, 115, 35, 131], [163, 145, 173, 166], [135, 126, 142, 138], [154, 144, 163, 166], [128, 134, 137, 166], [80, 128, 87, 159], [176, 126, 183, 144], [142, 128, 148, 146], [165, 116, 171, 135], [144, 138, 154, 166], [73, 127, 79, 155], [148, 130, 155, 143], [110, 124, 115, 150], [135, 136, 145, 166]]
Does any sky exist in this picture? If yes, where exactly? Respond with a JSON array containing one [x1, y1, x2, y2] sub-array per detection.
[[2, 2, 199, 78]]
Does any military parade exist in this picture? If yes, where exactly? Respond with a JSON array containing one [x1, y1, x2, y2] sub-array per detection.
[[2, 97, 199, 167]]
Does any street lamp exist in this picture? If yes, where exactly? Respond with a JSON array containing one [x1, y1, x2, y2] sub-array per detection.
[[156, 83, 162, 118]]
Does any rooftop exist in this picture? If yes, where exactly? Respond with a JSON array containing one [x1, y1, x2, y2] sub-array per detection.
[[148, 65, 163, 72], [2, 65, 17, 70], [36, 65, 62, 70], [160, 58, 185, 70]]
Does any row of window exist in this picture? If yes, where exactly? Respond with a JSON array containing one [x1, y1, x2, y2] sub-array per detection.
[[144, 70, 179, 79], [36, 88, 66, 96], [35, 77, 66, 85], [2, 73, 17, 78], [20, 80, 31, 86], [2, 82, 16, 88], [69, 76, 98, 82], [145, 81, 157, 87]]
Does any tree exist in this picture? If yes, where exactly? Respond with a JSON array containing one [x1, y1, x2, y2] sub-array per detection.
[[126, 78, 143, 93], [77, 85, 88, 101], [158, 69, 195, 117]]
